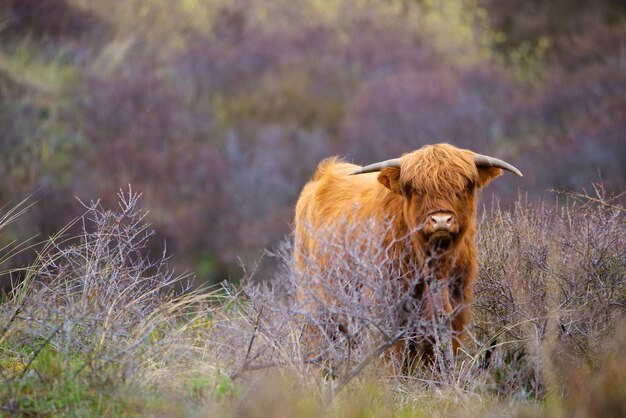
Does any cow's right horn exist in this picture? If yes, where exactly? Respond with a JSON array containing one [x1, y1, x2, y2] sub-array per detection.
[[350, 158, 401, 175]]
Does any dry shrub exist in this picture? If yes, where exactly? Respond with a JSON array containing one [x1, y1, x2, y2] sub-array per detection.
[[474, 186, 625, 398], [1, 186, 624, 415], [236, 219, 483, 395], [0, 188, 214, 414], [229, 186, 625, 405]]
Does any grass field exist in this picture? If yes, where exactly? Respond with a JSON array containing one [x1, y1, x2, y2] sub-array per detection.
[[0, 188, 623, 417]]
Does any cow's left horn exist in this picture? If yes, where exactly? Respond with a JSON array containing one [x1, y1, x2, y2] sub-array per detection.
[[473, 154, 523, 177], [350, 158, 401, 175]]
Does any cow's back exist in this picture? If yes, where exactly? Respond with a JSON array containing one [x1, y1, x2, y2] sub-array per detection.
[[294, 157, 382, 259], [295, 157, 386, 278]]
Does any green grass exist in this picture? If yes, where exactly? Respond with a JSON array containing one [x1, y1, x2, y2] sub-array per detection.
[[2, 346, 137, 417]]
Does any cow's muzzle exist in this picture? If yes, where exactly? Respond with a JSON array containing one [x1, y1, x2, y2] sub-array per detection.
[[424, 212, 459, 237], [431, 214, 453, 232]]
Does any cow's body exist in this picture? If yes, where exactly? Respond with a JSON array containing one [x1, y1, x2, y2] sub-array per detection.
[[294, 143, 521, 362]]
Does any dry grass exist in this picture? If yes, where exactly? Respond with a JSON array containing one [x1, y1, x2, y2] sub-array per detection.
[[0, 186, 624, 416]]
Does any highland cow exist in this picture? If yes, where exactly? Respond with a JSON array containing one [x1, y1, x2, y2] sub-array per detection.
[[294, 143, 522, 366]]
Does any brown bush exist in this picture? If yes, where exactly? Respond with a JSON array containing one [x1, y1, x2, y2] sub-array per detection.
[[228, 188, 625, 401], [474, 187, 625, 398]]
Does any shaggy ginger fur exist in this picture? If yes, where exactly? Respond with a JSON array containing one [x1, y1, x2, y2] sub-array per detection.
[[294, 143, 504, 363]]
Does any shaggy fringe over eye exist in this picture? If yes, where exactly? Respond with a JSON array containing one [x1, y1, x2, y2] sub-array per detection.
[[400, 144, 478, 195]]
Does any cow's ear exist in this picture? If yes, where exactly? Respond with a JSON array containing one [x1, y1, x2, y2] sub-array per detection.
[[476, 166, 503, 189], [378, 167, 403, 194]]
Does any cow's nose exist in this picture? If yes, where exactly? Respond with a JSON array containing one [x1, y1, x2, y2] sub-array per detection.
[[431, 214, 453, 231]]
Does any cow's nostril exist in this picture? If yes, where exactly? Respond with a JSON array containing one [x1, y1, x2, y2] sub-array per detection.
[[431, 214, 453, 230]]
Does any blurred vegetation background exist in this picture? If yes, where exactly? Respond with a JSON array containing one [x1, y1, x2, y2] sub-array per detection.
[[1, 0, 625, 287]]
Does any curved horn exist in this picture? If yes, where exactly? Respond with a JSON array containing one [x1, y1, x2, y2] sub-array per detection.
[[473, 154, 523, 177], [350, 158, 401, 175]]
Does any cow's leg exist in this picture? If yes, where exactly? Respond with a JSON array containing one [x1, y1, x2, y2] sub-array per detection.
[[451, 306, 470, 355], [441, 283, 453, 314], [385, 336, 434, 376]]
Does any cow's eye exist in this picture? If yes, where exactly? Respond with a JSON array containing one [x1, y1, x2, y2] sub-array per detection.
[[456, 183, 474, 197]]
